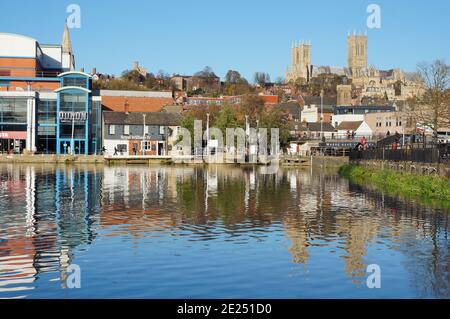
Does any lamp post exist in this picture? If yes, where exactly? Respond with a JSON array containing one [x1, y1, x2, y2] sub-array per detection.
[[142, 114, 146, 155], [71, 112, 75, 155], [320, 89, 324, 139], [206, 113, 210, 156], [245, 115, 249, 162]]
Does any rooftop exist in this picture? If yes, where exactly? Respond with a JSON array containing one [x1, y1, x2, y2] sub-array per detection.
[[103, 111, 182, 126]]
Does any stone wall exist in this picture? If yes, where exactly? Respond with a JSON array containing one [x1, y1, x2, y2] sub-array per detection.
[[352, 159, 450, 178]]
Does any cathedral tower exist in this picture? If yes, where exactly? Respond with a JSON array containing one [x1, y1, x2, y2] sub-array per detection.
[[286, 41, 311, 82], [347, 33, 367, 78]]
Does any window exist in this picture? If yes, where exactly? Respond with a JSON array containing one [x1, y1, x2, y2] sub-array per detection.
[[0, 97, 28, 124], [144, 125, 149, 135], [109, 125, 115, 135], [117, 144, 127, 152], [142, 141, 152, 150], [63, 77, 87, 88], [124, 125, 130, 135], [159, 126, 165, 135]]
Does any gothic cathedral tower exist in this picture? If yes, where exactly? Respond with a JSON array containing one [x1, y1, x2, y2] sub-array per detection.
[[347, 33, 367, 78], [286, 41, 311, 82]]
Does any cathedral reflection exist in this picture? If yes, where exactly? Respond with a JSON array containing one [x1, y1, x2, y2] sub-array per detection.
[[0, 164, 448, 298]]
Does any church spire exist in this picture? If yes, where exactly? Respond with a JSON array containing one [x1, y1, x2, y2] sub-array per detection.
[[62, 23, 72, 53]]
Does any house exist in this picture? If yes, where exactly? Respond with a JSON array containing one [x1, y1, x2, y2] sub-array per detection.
[[103, 111, 181, 156], [100, 90, 174, 113], [297, 122, 336, 139], [332, 105, 396, 127], [301, 104, 334, 123], [336, 121, 373, 138], [364, 111, 408, 138]]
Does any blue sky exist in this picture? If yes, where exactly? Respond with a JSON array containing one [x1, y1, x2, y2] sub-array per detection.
[[1, 0, 449, 81]]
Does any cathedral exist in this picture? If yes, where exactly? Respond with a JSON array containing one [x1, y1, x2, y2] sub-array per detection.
[[286, 32, 424, 104]]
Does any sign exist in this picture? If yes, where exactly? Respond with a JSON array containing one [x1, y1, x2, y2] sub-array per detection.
[[0, 131, 27, 139], [59, 111, 87, 123]]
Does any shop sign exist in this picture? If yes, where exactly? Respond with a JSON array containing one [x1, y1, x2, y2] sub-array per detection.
[[59, 111, 87, 123]]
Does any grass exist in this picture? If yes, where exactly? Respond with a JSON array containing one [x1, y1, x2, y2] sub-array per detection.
[[338, 164, 450, 210]]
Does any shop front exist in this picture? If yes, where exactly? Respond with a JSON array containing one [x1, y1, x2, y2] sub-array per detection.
[[0, 131, 27, 154]]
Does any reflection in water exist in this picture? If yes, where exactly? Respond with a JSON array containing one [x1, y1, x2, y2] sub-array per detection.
[[0, 164, 448, 298]]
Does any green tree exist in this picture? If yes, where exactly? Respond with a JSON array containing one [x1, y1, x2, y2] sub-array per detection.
[[258, 108, 291, 147], [214, 104, 242, 133]]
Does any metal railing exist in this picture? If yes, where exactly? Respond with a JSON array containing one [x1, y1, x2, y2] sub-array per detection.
[[350, 145, 450, 164]]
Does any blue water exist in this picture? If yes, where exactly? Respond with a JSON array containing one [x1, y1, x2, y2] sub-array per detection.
[[0, 164, 448, 298]]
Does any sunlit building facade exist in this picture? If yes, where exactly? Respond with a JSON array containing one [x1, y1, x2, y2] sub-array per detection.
[[0, 26, 102, 154]]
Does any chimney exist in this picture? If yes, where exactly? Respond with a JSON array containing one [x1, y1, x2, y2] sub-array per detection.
[[92, 67, 97, 75], [133, 61, 139, 70], [80, 67, 85, 73], [124, 99, 129, 114]]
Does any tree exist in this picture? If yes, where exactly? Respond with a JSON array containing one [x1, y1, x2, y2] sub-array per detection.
[[223, 71, 252, 96], [258, 108, 291, 147], [240, 94, 265, 123], [254, 72, 271, 87], [409, 59, 450, 140], [122, 69, 145, 85], [191, 66, 220, 94], [225, 70, 242, 84], [214, 104, 242, 133]]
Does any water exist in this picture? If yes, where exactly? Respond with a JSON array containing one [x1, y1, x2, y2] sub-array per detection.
[[0, 164, 448, 299]]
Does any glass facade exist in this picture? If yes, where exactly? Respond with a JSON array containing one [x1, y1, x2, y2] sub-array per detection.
[[0, 97, 27, 130], [36, 100, 57, 154], [55, 73, 102, 155], [0, 73, 102, 155], [0, 97, 27, 153]]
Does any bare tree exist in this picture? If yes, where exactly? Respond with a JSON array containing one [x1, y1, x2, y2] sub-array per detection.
[[254, 72, 271, 87], [411, 59, 450, 140]]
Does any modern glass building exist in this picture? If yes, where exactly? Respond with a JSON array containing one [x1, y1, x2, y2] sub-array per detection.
[[55, 72, 102, 155], [0, 28, 102, 155]]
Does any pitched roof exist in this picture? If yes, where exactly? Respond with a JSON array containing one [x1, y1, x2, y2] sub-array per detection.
[[274, 102, 302, 115], [103, 111, 182, 126], [302, 95, 337, 106], [299, 122, 336, 132], [336, 121, 364, 131]]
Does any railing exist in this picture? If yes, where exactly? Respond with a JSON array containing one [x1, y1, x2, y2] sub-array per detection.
[[349, 145, 450, 164]]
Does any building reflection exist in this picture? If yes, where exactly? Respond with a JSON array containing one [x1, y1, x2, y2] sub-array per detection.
[[0, 164, 448, 298], [0, 164, 101, 297]]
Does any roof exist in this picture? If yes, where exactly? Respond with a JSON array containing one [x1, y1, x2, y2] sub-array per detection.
[[299, 122, 336, 132], [336, 121, 364, 131], [100, 90, 172, 98], [275, 102, 302, 115], [162, 105, 184, 114], [103, 111, 182, 126], [302, 95, 337, 106]]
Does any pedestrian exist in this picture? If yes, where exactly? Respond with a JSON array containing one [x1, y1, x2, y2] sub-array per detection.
[[114, 147, 118, 155]]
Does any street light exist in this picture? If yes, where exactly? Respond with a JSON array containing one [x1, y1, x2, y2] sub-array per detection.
[[206, 113, 210, 156], [320, 89, 324, 139], [142, 114, 146, 155]]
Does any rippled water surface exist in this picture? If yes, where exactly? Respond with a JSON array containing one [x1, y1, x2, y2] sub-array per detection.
[[0, 164, 448, 298]]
